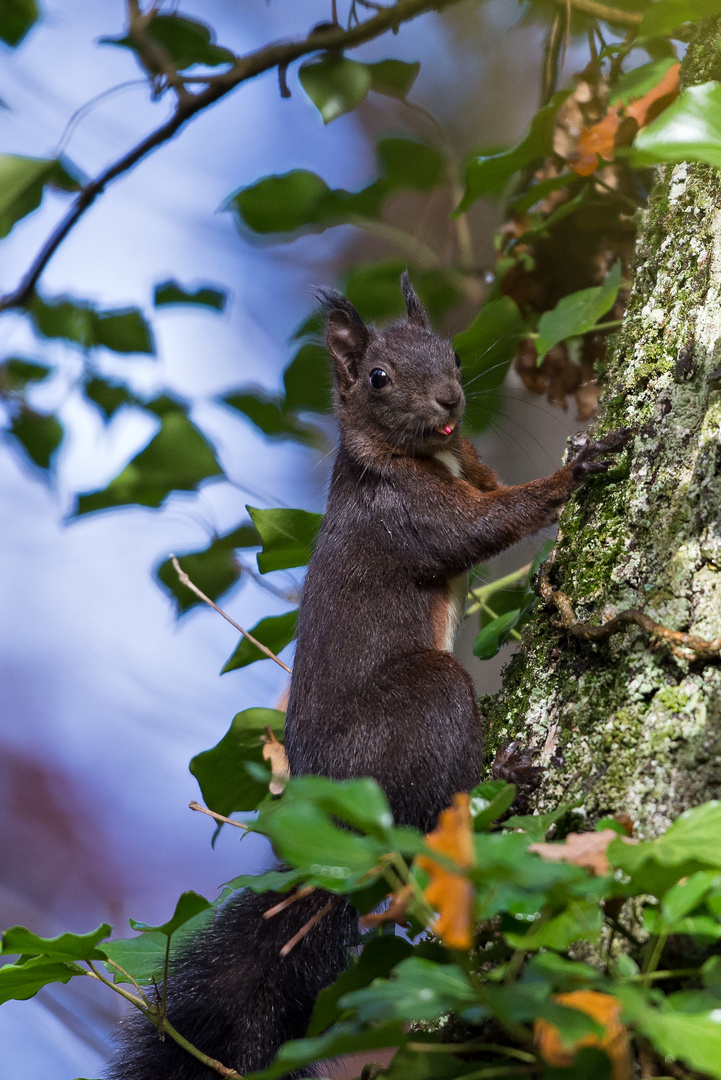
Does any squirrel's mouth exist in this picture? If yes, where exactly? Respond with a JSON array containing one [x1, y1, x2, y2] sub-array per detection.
[[434, 420, 456, 437]]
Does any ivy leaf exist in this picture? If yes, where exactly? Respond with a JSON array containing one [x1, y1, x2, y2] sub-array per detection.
[[0, 956, 85, 1005], [155, 523, 260, 614], [101, 14, 234, 71], [453, 297, 525, 432], [222, 391, 322, 446], [0, 0, 38, 46], [1, 923, 111, 961], [0, 357, 51, 390], [366, 59, 420, 99], [9, 407, 63, 470], [83, 376, 135, 421], [299, 56, 372, 123], [103, 904, 216, 986], [639, 0, 721, 37], [0, 155, 81, 239], [457, 90, 570, 213], [27, 294, 155, 354], [153, 280, 227, 311], [129, 892, 211, 937], [535, 260, 621, 363], [473, 609, 522, 660], [190, 708, 285, 816], [247, 505, 323, 573], [340, 957, 478, 1023], [610, 58, 678, 105], [75, 412, 223, 515], [221, 610, 298, 674], [633, 81, 721, 171]]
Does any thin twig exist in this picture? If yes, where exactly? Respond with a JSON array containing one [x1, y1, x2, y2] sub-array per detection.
[[549, 0, 641, 26], [263, 885, 315, 919], [279, 899, 336, 957], [0, 0, 463, 314], [538, 557, 721, 662], [170, 555, 292, 673], [189, 800, 249, 830]]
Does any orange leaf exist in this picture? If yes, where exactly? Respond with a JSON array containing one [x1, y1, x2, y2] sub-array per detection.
[[262, 727, 289, 795], [572, 108, 621, 176], [416, 792, 475, 950], [535, 990, 631, 1080], [529, 828, 618, 875], [626, 61, 681, 129]]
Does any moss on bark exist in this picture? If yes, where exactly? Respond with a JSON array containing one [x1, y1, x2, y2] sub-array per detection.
[[484, 22, 721, 838]]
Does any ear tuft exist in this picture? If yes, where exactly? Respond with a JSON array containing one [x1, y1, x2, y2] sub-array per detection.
[[316, 288, 369, 388], [400, 270, 429, 329]]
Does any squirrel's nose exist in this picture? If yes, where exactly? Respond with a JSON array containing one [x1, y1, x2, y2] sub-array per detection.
[[436, 385, 462, 410]]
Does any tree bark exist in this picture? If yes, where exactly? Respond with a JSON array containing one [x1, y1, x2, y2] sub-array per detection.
[[485, 21, 721, 838]]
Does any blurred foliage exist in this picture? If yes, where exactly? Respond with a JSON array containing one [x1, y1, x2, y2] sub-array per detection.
[[2, 0, 721, 1076]]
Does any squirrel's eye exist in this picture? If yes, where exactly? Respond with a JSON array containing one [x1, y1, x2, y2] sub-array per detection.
[[454, 352, 461, 368], [369, 368, 390, 389]]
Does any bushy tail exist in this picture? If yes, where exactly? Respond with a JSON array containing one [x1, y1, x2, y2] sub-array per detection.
[[107, 888, 357, 1080]]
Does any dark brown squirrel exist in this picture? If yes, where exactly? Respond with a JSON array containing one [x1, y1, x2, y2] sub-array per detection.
[[108, 275, 631, 1080]]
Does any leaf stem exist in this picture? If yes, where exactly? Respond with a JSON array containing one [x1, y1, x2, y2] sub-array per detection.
[[407, 1041, 536, 1063], [466, 564, 531, 616]]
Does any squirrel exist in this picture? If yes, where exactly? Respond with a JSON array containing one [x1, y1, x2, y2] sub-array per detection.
[[108, 274, 630, 1079]]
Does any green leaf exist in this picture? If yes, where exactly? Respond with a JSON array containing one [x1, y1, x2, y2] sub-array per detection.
[[299, 56, 372, 123], [504, 803, 578, 842], [610, 57, 677, 105], [153, 280, 227, 311], [282, 342, 334, 414], [367, 59, 420, 99], [75, 411, 223, 514], [0, 357, 51, 390], [246, 505, 323, 573], [340, 958, 477, 1024], [611, 801, 721, 893], [633, 1005, 721, 1079], [245, 1020, 407, 1080], [453, 296, 525, 432], [343, 261, 462, 324], [9, 407, 63, 469], [230, 169, 386, 236], [535, 260, 621, 363], [0, 155, 80, 238], [221, 610, 298, 673], [129, 891, 211, 937], [308, 936, 414, 1037], [190, 708, 285, 816], [469, 780, 517, 830], [662, 870, 721, 924], [27, 294, 155, 354], [457, 90, 570, 212], [0, 956, 84, 1004], [155, 523, 259, 614], [101, 14, 234, 70], [0, 0, 38, 46], [504, 898, 604, 950], [639, 0, 721, 36], [83, 376, 135, 420], [634, 81, 721, 170], [376, 137, 446, 191], [273, 775, 394, 840], [1, 923, 111, 961], [473, 609, 521, 659], [222, 391, 322, 445]]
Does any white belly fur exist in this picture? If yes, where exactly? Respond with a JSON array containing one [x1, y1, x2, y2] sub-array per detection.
[[434, 450, 462, 478], [441, 574, 468, 653]]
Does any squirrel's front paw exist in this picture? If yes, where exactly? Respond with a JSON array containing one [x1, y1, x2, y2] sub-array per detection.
[[569, 427, 633, 481]]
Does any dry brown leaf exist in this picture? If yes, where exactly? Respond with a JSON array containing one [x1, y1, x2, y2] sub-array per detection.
[[529, 828, 618, 876], [535, 989, 632, 1079], [262, 727, 290, 795], [572, 108, 622, 176], [416, 792, 475, 950], [625, 62, 681, 128], [359, 885, 414, 930]]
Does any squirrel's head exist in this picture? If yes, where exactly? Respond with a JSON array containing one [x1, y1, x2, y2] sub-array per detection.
[[319, 272, 464, 468]]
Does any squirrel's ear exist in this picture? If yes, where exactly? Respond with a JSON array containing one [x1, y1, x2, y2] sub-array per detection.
[[318, 290, 369, 387], [401, 270, 429, 329]]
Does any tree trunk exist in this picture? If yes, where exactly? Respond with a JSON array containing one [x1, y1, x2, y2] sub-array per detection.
[[485, 22, 721, 838]]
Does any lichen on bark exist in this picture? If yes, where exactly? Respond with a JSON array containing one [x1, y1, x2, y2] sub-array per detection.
[[484, 21, 721, 838]]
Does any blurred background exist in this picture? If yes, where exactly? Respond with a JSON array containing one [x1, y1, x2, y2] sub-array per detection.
[[0, 1, 588, 1075]]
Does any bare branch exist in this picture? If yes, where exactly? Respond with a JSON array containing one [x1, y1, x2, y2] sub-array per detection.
[[549, 0, 641, 26], [538, 557, 721, 662], [189, 800, 249, 830], [263, 885, 315, 919], [0, 0, 464, 314], [169, 554, 293, 674]]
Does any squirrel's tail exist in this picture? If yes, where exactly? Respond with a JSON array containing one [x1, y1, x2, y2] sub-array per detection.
[[107, 887, 357, 1080]]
